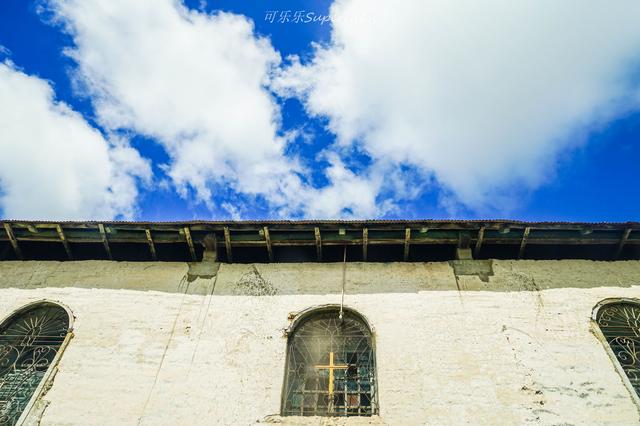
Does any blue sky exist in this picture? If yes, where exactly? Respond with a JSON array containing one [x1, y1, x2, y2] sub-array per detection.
[[0, 0, 639, 221]]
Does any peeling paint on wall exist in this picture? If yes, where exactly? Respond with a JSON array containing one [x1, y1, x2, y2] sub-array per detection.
[[234, 266, 278, 296]]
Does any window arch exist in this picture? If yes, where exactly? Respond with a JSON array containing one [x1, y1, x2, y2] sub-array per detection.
[[0, 301, 73, 425], [282, 306, 378, 417], [594, 299, 640, 399]]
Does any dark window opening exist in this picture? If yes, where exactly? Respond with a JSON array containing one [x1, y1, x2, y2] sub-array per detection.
[[282, 308, 378, 417], [596, 302, 640, 397], [0, 302, 71, 425]]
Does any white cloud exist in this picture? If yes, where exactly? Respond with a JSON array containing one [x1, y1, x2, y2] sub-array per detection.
[[46, 0, 405, 218], [299, 153, 383, 217], [0, 61, 150, 220], [275, 0, 640, 211], [47, 0, 314, 211]]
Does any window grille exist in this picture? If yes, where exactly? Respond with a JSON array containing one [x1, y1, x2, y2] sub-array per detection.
[[596, 301, 640, 396], [0, 303, 70, 425], [282, 309, 377, 416]]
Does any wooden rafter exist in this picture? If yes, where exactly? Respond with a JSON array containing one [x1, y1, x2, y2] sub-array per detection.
[[224, 226, 233, 262], [1, 221, 639, 262], [403, 228, 411, 261], [458, 232, 471, 249], [314, 227, 322, 261], [362, 228, 368, 261], [183, 226, 197, 261], [202, 234, 218, 261], [145, 229, 157, 261], [518, 227, 531, 259], [55, 224, 73, 260], [3, 223, 22, 260], [98, 224, 112, 260], [580, 227, 593, 235], [263, 226, 274, 262], [474, 226, 485, 258], [2, 232, 631, 246], [615, 228, 632, 259]]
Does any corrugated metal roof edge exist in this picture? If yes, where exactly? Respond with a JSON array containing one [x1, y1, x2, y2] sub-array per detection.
[[1, 219, 639, 227]]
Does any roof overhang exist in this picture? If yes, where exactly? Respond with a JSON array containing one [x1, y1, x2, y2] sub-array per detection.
[[1, 220, 639, 262]]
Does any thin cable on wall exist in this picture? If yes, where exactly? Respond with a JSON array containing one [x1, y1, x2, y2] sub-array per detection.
[[340, 244, 346, 322], [138, 274, 190, 424], [188, 271, 219, 376]]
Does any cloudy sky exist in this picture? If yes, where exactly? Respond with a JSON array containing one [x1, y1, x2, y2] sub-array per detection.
[[1, 0, 639, 221]]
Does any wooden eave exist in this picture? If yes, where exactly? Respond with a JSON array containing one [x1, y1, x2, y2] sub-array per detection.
[[1, 220, 639, 262]]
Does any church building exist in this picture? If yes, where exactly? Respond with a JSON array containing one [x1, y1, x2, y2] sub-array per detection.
[[0, 219, 639, 425]]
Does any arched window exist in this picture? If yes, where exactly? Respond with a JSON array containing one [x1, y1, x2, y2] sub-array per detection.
[[282, 306, 378, 417], [0, 301, 72, 425], [594, 299, 640, 397]]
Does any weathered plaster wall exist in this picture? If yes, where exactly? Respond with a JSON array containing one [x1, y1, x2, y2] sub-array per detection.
[[0, 260, 639, 425]]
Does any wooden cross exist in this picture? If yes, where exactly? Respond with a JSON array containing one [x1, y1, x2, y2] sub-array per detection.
[[315, 352, 348, 397]]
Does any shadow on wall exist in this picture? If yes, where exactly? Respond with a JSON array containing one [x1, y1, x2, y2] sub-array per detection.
[[1, 259, 638, 296]]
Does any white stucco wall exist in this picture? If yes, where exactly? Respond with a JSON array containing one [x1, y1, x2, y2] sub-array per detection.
[[0, 259, 639, 425]]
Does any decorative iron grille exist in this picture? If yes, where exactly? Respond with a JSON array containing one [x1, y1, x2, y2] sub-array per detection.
[[282, 309, 377, 416], [596, 302, 640, 396], [0, 303, 69, 425]]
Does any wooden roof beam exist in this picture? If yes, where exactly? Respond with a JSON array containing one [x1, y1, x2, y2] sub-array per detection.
[[98, 224, 112, 260], [223, 226, 233, 263], [6, 232, 634, 247], [55, 224, 73, 260], [145, 229, 157, 261], [403, 228, 411, 261], [314, 227, 322, 262], [518, 227, 531, 259], [614, 228, 632, 260], [362, 228, 368, 262], [3, 223, 23, 260], [202, 233, 218, 262], [474, 226, 485, 258], [263, 226, 274, 262], [183, 226, 197, 262], [580, 227, 593, 235]]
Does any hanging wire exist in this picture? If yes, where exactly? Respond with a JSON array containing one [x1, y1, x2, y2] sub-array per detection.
[[340, 244, 346, 322], [187, 271, 219, 376], [138, 274, 190, 424]]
